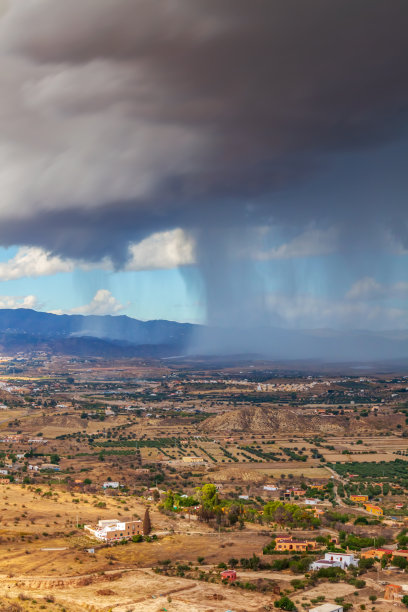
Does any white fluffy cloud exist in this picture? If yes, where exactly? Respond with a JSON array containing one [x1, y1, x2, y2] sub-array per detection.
[[126, 229, 194, 271], [347, 277, 408, 301], [0, 227, 338, 283], [0, 229, 195, 281], [68, 289, 127, 316], [0, 247, 74, 281], [0, 294, 40, 310]]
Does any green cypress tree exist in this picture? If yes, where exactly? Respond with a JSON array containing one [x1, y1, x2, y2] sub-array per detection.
[[143, 508, 151, 535]]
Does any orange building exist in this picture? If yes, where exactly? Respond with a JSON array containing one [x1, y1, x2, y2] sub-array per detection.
[[364, 503, 383, 516], [361, 548, 393, 560], [384, 584, 403, 601], [350, 494, 368, 502], [275, 537, 317, 552], [285, 489, 306, 497]]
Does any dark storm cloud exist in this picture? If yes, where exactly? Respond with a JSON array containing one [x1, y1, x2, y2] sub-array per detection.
[[0, 0, 407, 264]]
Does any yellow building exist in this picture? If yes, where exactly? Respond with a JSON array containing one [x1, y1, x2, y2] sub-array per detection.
[[350, 494, 369, 502], [361, 548, 393, 559], [275, 537, 317, 552], [364, 503, 383, 516]]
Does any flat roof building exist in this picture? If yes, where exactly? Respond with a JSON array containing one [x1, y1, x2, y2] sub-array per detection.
[[309, 604, 343, 612], [84, 519, 143, 542]]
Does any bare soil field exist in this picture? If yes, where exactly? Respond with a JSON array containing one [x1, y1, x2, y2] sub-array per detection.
[[0, 568, 274, 612], [0, 483, 273, 577]]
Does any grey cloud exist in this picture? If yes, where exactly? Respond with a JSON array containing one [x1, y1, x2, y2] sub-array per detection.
[[0, 2, 407, 221]]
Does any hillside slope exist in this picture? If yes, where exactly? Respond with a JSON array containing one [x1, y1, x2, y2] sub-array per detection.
[[200, 405, 344, 434], [200, 405, 403, 435]]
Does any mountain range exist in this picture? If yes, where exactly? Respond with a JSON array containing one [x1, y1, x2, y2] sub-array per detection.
[[0, 308, 406, 363]]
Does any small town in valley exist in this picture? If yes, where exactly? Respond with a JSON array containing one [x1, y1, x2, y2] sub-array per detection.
[[0, 354, 405, 609]]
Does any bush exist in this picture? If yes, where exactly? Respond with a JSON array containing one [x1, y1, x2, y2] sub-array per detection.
[[358, 557, 374, 573], [132, 534, 143, 543], [393, 555, 408, 569], [316, 566, 345, 579], [270, 559, 290, 571], [274, 595, 296, 610], [290, 556, 312, 574], [350, 579, 366, 589]]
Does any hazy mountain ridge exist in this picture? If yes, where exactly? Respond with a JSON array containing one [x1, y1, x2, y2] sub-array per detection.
[[0, 309, 195, 343], [0, 309, 196, 357], [0, 308, 406, 361]]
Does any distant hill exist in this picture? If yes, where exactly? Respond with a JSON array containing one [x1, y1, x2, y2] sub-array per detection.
[[0, 308, 407, 361], [200, 405, 344, 435], [0, 308, 196, 357], [200, 405, 404, 435], [0, 308, 195, 344]]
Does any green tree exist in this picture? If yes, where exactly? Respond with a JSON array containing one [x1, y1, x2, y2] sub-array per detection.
[[197, 483, 218, 510], [393, 555, 408, 569], [163, 491, 174, 511], [227, 504, 240, 525]]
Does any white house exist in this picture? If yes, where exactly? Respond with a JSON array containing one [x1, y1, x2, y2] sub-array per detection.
[[263, 485, 279, 491], [310, 559, 342, 571], [309, 603, 343, 612], [103, 481, 119, 489], [310, 552, 358, 571], [84, 518, 143, 542]]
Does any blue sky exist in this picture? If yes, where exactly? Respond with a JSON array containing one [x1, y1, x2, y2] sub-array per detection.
[[0, 238, 407, 329], [0, 245, 204, 322]]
